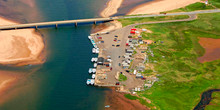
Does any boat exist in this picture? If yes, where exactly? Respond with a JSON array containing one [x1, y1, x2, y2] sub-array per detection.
[[92, 48, 96, 53], [95, 48, 99, 53], [92, 68, 96, 73], [105, 105, 110, 108], [86, 79, 95, 85], [92, 74, 96, 79], [91, 57, 98, 62], [88, 68, 96, 74], [94, 63, 97, 67], [88, 36, 92, 39], [88, 68, 93, 73]]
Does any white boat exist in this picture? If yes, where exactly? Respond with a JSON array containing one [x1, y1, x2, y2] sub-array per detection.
[[92, 48, 96, 53], [88, 68, 93, 73], [92, 74, 96, 79], [88, 68, 96, 74], [94, 63, 97, 67], [105, 105, 110, 108], [91, 57, 98, 62], [92, 68, 96, 73], [88, 36, 92, 39], [95, 48, 99, 53], [86, 79, 95, 85]]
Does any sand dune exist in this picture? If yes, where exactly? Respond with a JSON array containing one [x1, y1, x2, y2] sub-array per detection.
[[128, 0, 201, 15], [0, 17, 45, 66]]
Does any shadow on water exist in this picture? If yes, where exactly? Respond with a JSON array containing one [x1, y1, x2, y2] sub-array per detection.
[[194, 89, 220, 110]]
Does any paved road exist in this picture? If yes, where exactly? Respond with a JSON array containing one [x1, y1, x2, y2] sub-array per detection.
[[130, 14, 197, 27], [0, 9, 219, 30]]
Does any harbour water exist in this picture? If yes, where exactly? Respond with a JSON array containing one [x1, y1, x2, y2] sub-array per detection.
[[0, 0, 110, 110]]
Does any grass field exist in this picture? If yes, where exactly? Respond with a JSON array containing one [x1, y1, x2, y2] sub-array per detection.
[[119, 12, 220, 110], [134, 12, 220, 110], [206, 91, 220, 110]]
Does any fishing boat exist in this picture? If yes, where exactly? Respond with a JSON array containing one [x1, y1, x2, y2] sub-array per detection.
[[86, 79, 95, 85], [91, 57, 98, 62], [88, 68, 96, 74], [92, 48, 96, 53], [95, 48, 99, 53], [94, 63, 97, 67], [105, 105, 110, 108], [92, 74, 96, 79]]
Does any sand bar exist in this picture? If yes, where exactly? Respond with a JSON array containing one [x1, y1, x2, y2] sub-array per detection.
[[100, 0, 124, 17], [128, 0, 201, 15], [0, 17, 45, 65]]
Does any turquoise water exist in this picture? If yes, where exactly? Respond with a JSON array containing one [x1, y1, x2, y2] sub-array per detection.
[[1, 0, 110, 110]]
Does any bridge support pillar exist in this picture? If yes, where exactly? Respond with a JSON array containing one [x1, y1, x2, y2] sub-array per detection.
[[94, 21, 97, 25], [75, 22, 78, 27], [35, 26, 38, 30], [55, 24, 58, 29]]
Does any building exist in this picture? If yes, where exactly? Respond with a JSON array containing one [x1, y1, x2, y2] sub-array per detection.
[[137, 63, 145, 72]]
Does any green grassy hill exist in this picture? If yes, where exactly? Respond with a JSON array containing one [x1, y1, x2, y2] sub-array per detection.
[[133, 12, 220, 110]]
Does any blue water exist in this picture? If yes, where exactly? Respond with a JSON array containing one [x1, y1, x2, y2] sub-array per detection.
[[0, 0, 110, 110]]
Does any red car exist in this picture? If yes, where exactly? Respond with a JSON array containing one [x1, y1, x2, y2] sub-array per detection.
[[115, 82, 120, 85], [142, 77, 146, 80]]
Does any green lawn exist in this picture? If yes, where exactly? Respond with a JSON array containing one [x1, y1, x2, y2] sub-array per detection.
[[120, 12, 220, 110], [119, 74, 127, 81]]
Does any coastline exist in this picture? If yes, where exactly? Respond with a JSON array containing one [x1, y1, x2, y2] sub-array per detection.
[[0, 16, 45, 66], [128, 0, 201, 15], [100, 0, 124, 17]]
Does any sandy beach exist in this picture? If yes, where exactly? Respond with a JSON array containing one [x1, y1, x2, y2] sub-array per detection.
[[100, 0, 124, 17], [128, 0, 201, 15], [91, 20, 122, 34], [0, 17, 45, 66]]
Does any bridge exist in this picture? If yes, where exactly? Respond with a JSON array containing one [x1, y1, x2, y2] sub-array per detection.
[[0, 9, 220, 30]]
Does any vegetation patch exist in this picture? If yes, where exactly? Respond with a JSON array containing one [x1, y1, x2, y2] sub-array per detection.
[[119, 73, 127, 81], [120, 12, 220, 110]]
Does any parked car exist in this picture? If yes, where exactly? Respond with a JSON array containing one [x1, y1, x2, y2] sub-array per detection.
[[116, 45, 120, 47], [115, 82, 120, 85], [115, 35, 118, 37], [112, 44, 115, 46], [118, 63, 121, 66]]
